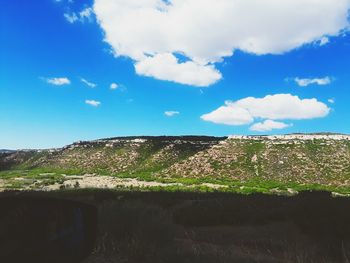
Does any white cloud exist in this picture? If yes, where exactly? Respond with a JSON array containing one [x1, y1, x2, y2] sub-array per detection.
[[164, 111, 180, 117], [93, 0, 350, 86], [201, 105, 253, 125], [81, 78, 97, 88], [201, 94, 330, 126], [135, 53, 221, 87], [294, 77, 332, 87], [45, 77, 70, 86], [80, 7, 94, 20], [64, 7, 94, 23], [319, 36, 330, 46], [232, 94, 330, 120], [110, 83, 119, 90], [250, 120, 292, 132], [64, 13, 79, 23], [328, 98, 335, 104], [85, 100, 101, 107]]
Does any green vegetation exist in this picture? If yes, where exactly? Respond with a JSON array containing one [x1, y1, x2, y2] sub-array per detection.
[[1, 135, 350, 195]]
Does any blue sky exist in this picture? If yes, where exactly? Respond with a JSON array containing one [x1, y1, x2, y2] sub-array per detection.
[[1, 0, 350, 149]]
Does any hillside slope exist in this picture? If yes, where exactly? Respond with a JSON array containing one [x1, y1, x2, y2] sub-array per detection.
[[0, 136, 224, 175], [159, 135, 350, 186], [1, 134, 350, 192]]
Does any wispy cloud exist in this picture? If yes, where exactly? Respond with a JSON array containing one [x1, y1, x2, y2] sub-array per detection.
[[164, 111, 180, 117], [64, 13, 78, 23], [64, 7, 93, 24], [81, 78, 97, 88], [85, 100, 101, 107], [319, 36, 330, 46], [44, 77, 70, 86], [54, 0, 73, 3], [110, 82, 127, 92], [294, 77, 332, 87], [328, 98, 335, 104]]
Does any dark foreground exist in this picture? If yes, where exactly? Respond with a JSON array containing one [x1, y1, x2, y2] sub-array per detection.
[[1, 190, 350, 262]]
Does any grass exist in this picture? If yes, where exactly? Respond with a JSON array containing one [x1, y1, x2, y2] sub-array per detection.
[[2, 167, 350, 195]]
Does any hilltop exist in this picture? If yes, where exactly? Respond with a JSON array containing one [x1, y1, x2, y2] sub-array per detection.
[[0, 134, 349, 194]]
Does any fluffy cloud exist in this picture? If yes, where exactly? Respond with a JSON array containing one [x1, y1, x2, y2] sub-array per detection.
[[294, 77, 332, 87], [201, 94, 330, 126], [45, 77, 70, 86], [93, 0, 350, 86], [164, 111, 180, 117], [81, 78, 97, 88], [232, 94, 330, 120], [64, 7, 94, 23], [250, 120, 292, 132], [328, 98, 336, 104], [135, 53, 221, 86], [85, 100, 101, 107], [201, 105, 253, 125]]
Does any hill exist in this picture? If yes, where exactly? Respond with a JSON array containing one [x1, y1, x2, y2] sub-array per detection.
[[0, 134, 349, 194]]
